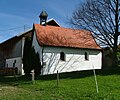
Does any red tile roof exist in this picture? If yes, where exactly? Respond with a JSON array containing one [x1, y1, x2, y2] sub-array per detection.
[[34, 24, 101, 50]]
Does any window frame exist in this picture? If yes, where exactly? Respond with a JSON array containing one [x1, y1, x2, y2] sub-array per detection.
[[85, 52, 89, 61], [60, 52, 66, 61]]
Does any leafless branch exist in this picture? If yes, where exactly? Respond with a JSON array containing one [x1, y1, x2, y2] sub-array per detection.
[[70, 0, 120, 48]]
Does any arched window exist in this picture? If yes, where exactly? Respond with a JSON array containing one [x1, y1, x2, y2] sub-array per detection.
[[85, 52, 89, 60], [60, 52, 66, 61]]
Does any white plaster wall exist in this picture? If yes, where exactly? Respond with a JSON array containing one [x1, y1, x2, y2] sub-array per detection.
[[42, 47, 102, 75], [5, 57, 22, 74], [32, 32, 42, 64]]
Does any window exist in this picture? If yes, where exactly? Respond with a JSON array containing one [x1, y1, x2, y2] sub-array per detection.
[[60, 52, 66, 61], [85, 52, 89, 60]]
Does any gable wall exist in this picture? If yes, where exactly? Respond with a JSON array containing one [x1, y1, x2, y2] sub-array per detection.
[[32, 31, 43, 64]]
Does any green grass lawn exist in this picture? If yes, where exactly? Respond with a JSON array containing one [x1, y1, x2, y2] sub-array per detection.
[[0, 69, 120, 100]]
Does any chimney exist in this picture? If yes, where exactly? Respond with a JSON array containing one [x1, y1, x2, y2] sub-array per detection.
[[39, 10, 48, 26]]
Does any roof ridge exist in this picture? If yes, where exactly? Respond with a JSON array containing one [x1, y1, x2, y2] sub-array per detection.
[[34, 23, 90, 32]]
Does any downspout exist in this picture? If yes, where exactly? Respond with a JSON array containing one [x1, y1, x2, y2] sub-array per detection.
[[21, 37, 25, 59]]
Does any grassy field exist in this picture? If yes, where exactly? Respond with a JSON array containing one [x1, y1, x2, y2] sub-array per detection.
[[0, 69, 120, 100]]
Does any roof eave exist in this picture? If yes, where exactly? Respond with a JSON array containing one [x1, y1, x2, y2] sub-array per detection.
[[39, 44, 102, 51]]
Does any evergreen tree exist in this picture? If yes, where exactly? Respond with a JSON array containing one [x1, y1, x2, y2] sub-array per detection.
[[23, 37, 41, 76]]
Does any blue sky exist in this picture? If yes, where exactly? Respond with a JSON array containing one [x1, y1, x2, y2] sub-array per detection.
[[0, 0, 83, 43]]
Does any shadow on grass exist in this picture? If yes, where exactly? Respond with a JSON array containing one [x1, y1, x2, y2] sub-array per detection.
[[0, 68, 120, 85], [0, 75, 33, 86], [37, 68, 120, 80]]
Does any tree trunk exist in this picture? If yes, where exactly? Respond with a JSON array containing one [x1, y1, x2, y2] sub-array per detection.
[[112, 46, 118, 67], [112, 0, 119, 67]]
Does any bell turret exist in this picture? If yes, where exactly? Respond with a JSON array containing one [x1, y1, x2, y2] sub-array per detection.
[[39, 10, 48, 26]]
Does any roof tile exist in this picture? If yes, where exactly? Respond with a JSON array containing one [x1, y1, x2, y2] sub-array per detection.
[[34, 24, 101, 50]]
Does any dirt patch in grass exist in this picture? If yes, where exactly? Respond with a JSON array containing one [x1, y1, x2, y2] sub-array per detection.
[[0, 86, 22, 96]]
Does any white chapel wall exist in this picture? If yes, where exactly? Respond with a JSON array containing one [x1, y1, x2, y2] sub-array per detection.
[[42, 46, 102, 75]]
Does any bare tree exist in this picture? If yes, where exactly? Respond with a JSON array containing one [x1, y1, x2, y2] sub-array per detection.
[[71, 0, 120, 66]]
